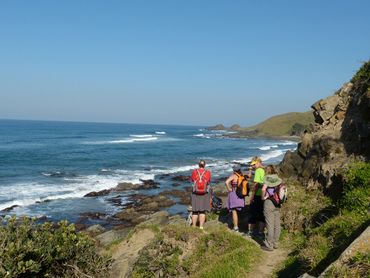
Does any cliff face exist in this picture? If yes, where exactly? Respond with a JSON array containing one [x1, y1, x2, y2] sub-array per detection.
[[279, 62, 370, 194]]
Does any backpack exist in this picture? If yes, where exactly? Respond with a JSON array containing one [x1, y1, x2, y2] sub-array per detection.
[[211, 194, 223, 211], [193, 169, 209, 195], [267, 183, 287, 207], [235, 172, 249, 198]]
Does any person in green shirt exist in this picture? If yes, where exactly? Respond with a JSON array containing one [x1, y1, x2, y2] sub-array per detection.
[[247, 157, 265, 238]]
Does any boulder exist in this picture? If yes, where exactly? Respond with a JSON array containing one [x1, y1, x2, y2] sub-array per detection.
[[86, 224, 106, 236], [96, 228, 130, 247]]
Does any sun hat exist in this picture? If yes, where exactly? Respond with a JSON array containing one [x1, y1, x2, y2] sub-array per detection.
[[264, 174, 282, 187], [251, 157, 262, 166], [232, 164, 241, 172]]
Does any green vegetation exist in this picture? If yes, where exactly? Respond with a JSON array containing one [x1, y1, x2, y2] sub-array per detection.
[[277, 162, 370, 277], [243, 111, 314, 137], [0, 217, 112, 277], [132, 224, 261, 278], [350, 60, 370, 93], [323, 251, 370, 278]]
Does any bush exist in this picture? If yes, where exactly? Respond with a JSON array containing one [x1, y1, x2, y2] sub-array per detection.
[[0, 217, 112, 277], [338, 162, 370, 214], [132, 224, 261, 278], [276, 162, 370, 277]]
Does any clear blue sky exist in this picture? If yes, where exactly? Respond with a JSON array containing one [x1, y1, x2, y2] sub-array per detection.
[[1, 1, 369, 126]]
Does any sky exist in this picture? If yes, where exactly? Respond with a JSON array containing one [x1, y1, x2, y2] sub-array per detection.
[[0, 1, 369, 126]]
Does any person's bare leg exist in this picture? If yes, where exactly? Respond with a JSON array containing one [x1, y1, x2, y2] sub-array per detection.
[[192, 213, 199, 227], [199, 213, 206, 229], [232, 210, 238, 229]]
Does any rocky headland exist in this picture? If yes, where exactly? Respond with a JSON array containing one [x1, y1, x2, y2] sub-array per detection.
[[279, 63, 370, 194]]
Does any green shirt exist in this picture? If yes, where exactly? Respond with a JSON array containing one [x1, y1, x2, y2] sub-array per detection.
[[254, 168, 265, 196]]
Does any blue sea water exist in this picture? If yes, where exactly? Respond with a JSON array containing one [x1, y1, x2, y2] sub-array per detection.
[[0, 119, 297, 223]]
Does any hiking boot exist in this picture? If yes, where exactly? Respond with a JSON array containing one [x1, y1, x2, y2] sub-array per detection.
[[233, 227, 240, 233], [261, 245, 274, 251], [273, 243, 279, 249]]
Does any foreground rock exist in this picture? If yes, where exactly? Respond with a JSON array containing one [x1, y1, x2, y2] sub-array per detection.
[[279, 62, 370, 192], [84, 180, 160, 197]]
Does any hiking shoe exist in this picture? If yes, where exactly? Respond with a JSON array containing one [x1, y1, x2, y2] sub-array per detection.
[[273, 244, 279, 249], [261, 245, 274, 251], [245, 231, 253, 237], [233, 227, 240, 233]]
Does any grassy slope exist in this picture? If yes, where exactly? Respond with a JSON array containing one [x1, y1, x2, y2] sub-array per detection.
[[243, 111, 314, 136]]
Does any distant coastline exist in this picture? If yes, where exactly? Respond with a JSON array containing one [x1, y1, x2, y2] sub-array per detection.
[[207, 111, 314, 140]]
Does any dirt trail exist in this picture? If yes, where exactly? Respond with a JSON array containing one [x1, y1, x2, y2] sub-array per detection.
[[248, 245, 289, 278]]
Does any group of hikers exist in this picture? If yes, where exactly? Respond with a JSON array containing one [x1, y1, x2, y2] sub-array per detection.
[[190, 157, 287, 252]]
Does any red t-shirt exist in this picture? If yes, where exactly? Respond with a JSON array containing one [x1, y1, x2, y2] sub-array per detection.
[[191, 168, 211, 184]]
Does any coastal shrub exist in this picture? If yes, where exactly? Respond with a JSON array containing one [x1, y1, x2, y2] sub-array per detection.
[[183, 226, 261, 278], [338, 162, 370, 214], [280, 179, 331, 232], [0, 216, 112, 277], [350, 60, 370, 93], [276, 162, 370, 277], [132, 224, 261, 278]]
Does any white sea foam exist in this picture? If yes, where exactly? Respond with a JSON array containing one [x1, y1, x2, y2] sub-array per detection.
[[258, 145, 278, 151], [279, 140, 297, 146], [155, 131, 166, 135], [83, 136, 159, 144], [193, 133, 205, 137], [129, 134, 154, 138]]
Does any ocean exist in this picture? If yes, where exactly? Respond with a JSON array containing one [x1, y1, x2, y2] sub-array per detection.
[[0, 119, 297, 223]]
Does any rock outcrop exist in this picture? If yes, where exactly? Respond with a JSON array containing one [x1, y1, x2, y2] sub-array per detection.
[[279, 62, 370, 194]]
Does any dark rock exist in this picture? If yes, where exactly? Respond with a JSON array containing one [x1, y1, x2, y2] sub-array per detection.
[[84, 189, 111, 197], [172, 183, 181, 187], [140, 179, 160, 188], [1, 205, 19, 212], [160, 189, 191, 205], [79, 212, 107, 220], [107, 195, 124, 206], [172, 175, 190, 182]]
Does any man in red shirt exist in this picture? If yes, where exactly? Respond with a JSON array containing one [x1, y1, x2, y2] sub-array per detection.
[[191, 159, 211, 229]]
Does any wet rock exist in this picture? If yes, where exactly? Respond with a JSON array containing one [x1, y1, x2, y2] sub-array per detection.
[[84, 189, 111, 197], [172, 183, 181, 187], [1, 205, 19, 212], [79, 212, 107, 220], [172, 175, 190, 182], [160, 189, 191, 205], [140, 179, 160, 188]]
